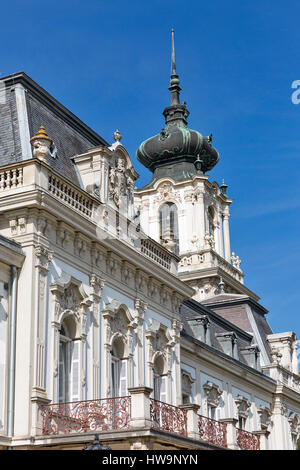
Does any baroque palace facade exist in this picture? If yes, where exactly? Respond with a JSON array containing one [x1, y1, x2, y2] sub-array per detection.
[[0, 41, 299, 451]]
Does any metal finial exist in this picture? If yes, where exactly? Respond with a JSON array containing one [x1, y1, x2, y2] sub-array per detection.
[[171, 29, 176, 75]]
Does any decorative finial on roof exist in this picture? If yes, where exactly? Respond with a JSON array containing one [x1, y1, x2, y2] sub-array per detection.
[[219, 277, 225, 294], [30, 125, 53, 164], [30, 126, 53, 143], [113, 129, 122, 143], [220, 179, 228, 196]]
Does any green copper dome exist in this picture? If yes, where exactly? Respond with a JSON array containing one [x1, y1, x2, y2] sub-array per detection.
[[136, 30, 219, 186]]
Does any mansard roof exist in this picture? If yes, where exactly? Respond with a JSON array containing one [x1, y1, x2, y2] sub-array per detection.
[[180, 295, 273, 369], [0, 72, 109, 185]]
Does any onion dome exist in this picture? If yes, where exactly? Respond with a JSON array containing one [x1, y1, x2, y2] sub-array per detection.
[[136, 30, 219, 185]]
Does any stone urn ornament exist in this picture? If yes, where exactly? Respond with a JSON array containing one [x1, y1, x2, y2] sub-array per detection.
[[30, 126, 53, 164]]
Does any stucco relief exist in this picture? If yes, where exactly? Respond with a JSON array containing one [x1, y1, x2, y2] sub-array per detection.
[[154, 182, 181, 205], [50, 273, 91, 334], [203, 381, 222, 408], [235, 395, 251, 419]]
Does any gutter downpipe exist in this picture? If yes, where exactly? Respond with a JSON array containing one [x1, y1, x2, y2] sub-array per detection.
[[7, 265, 18, 448]]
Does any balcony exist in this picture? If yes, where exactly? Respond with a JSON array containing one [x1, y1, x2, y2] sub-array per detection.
[[41, 397, 131, 435], [39, 391, 263, 450], [198, 415, 227, 448], [236, 428, 260, 450], [150, 399, 187, 437]]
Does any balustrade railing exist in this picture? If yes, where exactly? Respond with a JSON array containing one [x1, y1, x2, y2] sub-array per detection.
[[236, 428, 260, 450], [41, 397, 131, 435], [141, 238, 172, 271], [48, 174, 94, 218], [150, 399, 187, 437], [0, 167, 23, 190], [0, 159, 178, 272], [198, 415, 227, 448]]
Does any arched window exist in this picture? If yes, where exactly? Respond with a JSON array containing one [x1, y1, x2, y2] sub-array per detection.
[[58, 316, 80, 403], [208, 205, 215, 237], [159, 202, 179, 255], [153, 355, 167, 403], [111, 337, 128, 397]]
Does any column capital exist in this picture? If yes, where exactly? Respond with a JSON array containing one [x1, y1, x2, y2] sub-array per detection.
[[128, 386, 153, 396]]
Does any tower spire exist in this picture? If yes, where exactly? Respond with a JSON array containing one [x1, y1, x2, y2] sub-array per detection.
[[169, 28, 181, 106], [171, 28, 176, 75]]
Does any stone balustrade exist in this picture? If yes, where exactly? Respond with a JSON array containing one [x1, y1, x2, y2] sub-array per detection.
[[0, 159, 178, 273], [179, 248, 244, 284]]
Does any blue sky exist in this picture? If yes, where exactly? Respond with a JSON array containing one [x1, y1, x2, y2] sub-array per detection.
[[1, 0, 300, 339]]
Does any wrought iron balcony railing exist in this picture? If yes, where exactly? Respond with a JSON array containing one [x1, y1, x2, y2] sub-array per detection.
[[236, 428, 260, 450], [150, 399, 188, 437], [198, 415, 227, 448], [41, 397, 131, 435]]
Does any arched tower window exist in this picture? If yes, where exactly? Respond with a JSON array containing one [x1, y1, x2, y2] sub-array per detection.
[[208, 205, 215, 237], [111, 336, 128, 397], [159, 202, 179, 255], [58, 316, 80, 403]]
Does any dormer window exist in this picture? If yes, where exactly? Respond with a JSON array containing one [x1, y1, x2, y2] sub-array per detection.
[[188, 315, 211, 345], [216, 332, 238, 359]]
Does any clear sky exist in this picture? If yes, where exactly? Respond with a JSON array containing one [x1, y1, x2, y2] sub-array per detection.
[[1, 0, 300, 340]]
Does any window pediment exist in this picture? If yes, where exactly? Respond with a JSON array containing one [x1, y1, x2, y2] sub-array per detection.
[[203, 381, 222, 407], [235, 395, 251, 418]]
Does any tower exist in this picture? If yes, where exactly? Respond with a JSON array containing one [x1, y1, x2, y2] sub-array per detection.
[[135, 30, 258, 302]]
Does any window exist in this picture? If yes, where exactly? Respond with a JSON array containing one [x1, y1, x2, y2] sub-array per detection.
[[153, 355, 167, 403], [58, 318, 81, 403], [111, 337, 128, 397], [203, 381, 223, 421], [159, 202, 179, 255], [235, 395, 251, 430], [181, 370, 195, 405], [238, 416, 246, 430], [208, 205, 215, 237]]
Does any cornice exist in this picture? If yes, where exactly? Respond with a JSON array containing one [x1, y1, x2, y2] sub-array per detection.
[[180, 332, 276, 392]]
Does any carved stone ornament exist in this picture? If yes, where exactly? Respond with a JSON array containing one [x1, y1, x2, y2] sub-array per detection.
[[203, 381, 222, 407], [184, 188, 204, 204], [35, 245, 53, 271], [257, 406, 272, 430], [235, 395, 251, 418], [50, 273, 92, 336], [204, 231, 215, 250], [288, 412, 300, 436], [182, 370, 195, 399], [271, 346, 282, 365], [109, 156, 127, 207], [154, 182, 181, 204], [30, 126, 53, 164], [146, 321, 174, 365], [231, 252, 242, 271], [108, 146, 137, 208], [102, 300, 136, 348]]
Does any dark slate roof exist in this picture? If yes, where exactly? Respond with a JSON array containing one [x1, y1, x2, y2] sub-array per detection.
[[180, 299, 254, 368], [0, 72, 109, 186], [200, 294, 273, 363]]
